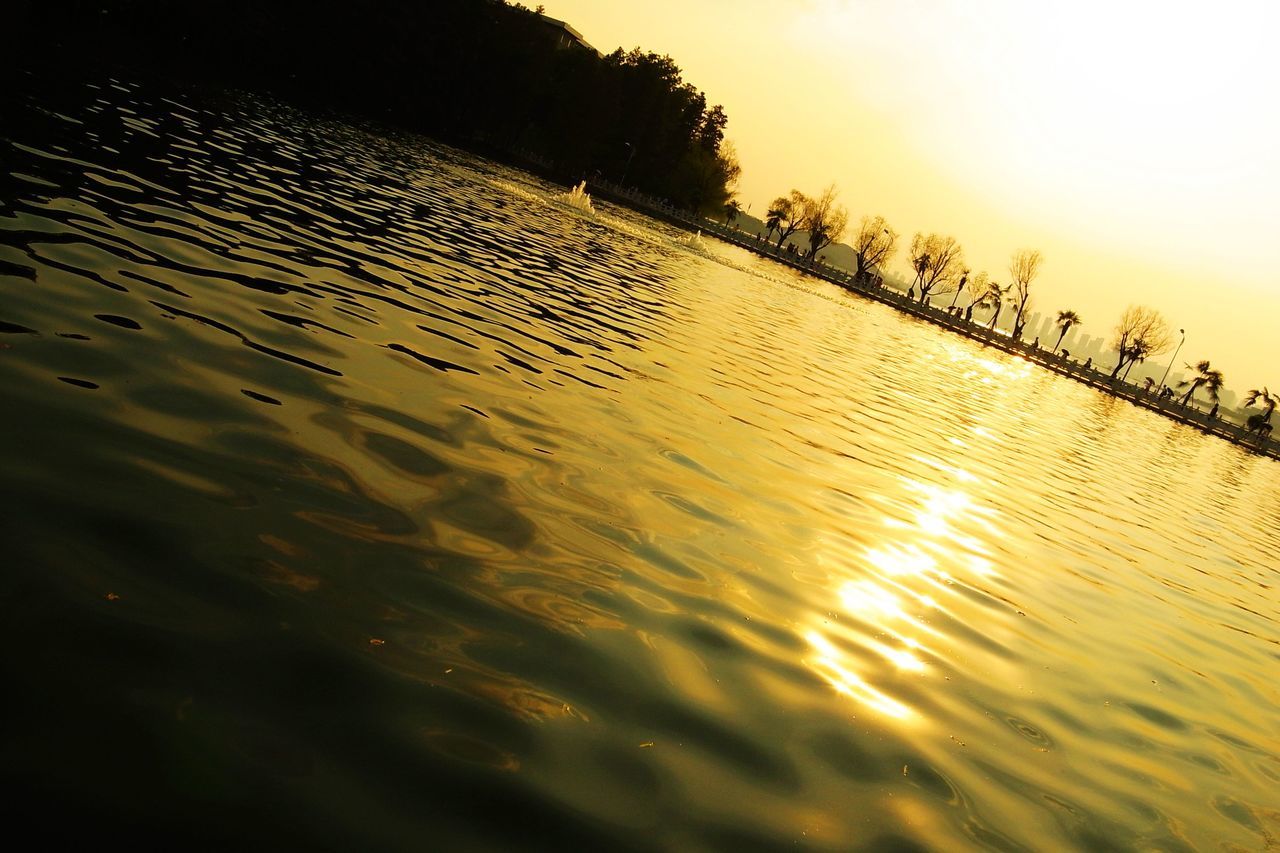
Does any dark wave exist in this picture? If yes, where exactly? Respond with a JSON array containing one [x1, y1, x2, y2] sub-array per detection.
[[1, 75, 1278, 852]]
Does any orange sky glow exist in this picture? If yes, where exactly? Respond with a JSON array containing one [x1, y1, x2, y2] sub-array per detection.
[[544, 0, 1280, 394]]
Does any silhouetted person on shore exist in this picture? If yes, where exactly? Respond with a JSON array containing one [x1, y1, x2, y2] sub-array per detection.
[[1084, 357, 1092, 370], [1209, 402, 1219, 419], [907, 285, 916, 300]]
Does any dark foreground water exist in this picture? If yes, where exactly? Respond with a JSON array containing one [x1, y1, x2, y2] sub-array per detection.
[[3, 75, 1279, 851]]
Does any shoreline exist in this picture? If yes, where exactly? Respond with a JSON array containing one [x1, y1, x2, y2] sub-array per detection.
[[585, 179, 1279, 460]]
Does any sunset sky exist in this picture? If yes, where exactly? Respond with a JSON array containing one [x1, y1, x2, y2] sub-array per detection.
[[545, 0, 1280, 394]]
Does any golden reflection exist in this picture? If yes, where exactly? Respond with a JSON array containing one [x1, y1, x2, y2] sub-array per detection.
[[844, 566, 947, 614], [879, 644, 925, 673], [805, 470, 1004, 722], [944, 343, 1035, 383], [864, 543, 934, 577], [806, 630, 914, 720], [911, 454, 978, 484], [977, 356, 1034, 382], [905, 480, 1001, 550]]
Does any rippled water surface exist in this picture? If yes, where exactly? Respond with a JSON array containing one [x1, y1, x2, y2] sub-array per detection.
[[3, 76, 1279, 851]]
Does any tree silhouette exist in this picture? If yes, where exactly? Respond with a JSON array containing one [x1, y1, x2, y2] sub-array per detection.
[[1176, 360, 1224, 406], [764, 204, 784, 242], [851, 215, 898, 283], [1243, 388, 1277, 435], [912, 253, 930, 293], [677, 138, 741, 215], [1053, 310, 1081, 352], [15, 3, 742, 214], [947, 269, 970, 309], [908, 233, 965, 303], [1008, 249, 1043, 339], [768, 190, 808, 249], [801, 184, 848, 261], [972, 278, 1009, 329], [960, 271, 989, 315], [1109, 305, 1173, 379], [723, 199, 741, 224], [698, 105, 729, 152]]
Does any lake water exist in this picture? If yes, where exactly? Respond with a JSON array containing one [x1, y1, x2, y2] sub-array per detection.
[[3, 75, 1279, 851]]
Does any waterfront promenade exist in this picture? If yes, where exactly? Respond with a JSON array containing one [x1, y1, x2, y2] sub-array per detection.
[[587, 179, 1279, 460]]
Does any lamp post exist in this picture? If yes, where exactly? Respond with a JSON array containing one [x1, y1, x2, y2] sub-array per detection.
[[1159, 328, 1186, 390], [860, 227, 889, 285], [620, 142, 635, 186]]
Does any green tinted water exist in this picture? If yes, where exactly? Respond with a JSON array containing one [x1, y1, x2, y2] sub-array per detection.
[[2, 76, 1278, 850]]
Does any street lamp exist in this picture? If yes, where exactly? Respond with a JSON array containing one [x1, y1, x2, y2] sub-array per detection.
[[1159, 328, 1186, 389], [620, 142, 635, 186]]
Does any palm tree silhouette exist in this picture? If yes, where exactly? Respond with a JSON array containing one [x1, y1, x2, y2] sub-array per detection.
[[1176, 360, 1224, 406], [724, 199, 742, 225], [948, 270, 970, 308], [973, 280, 1008, 330], [1053, 310, 1080, 352], [1243, 387, 1277, 436], [912, 252, 931, 298], [764, 204, 784, 243]]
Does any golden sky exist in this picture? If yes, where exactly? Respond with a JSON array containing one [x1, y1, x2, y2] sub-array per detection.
[[545, 0, 1280, 394]]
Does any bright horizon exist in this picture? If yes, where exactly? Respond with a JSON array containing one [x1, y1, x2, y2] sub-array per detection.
[[544, 0, 1280, 397]]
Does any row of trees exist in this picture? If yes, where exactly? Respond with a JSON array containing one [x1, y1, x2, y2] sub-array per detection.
[[747, 188, 1272, 428], [759, 186, 1050, 344], [1101, 306, 1277, 434], [20, 2, 1268, 432], [760, 186, 849, 261]]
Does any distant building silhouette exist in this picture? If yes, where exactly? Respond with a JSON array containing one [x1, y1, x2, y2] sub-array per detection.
[[1073, 334, 1105, 364], [533, 13, 600, 55], [1035, 314, 1055, 343]]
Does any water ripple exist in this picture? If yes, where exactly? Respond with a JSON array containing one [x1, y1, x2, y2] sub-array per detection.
[[2, 74, 1279, 850]]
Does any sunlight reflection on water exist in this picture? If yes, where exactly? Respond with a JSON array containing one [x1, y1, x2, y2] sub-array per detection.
[[805, 475, 1009, 726], [2, 74, 1279, 851]]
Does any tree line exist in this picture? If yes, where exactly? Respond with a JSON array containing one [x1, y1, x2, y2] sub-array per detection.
[[738, 184, 1272, 431], [12, 0, 740, 214], [13, 0, 1269, 434]]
